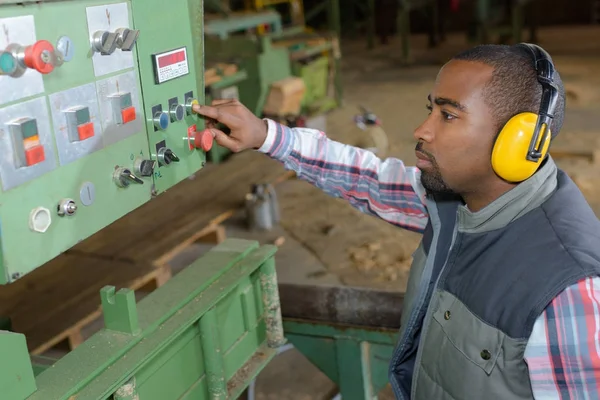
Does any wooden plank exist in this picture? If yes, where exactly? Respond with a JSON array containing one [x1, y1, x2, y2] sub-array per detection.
[[0, 253, 170, 355], [0, 223, 230, 355]]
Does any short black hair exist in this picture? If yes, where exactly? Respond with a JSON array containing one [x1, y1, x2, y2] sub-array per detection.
[[452, 44, 566, 140]]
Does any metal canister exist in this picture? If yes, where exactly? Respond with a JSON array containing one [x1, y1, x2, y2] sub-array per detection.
[[245, 183, 280, 231]]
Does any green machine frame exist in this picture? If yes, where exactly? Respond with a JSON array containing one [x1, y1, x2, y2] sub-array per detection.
[[278, 284, 403, 399], [2, 239, 286, 399]]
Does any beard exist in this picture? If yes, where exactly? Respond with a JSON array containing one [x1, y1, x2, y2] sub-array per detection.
[[415, 141, 455, 196]]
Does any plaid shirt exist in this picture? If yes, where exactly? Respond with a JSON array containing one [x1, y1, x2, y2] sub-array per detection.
[[259, 119, 600, 398]]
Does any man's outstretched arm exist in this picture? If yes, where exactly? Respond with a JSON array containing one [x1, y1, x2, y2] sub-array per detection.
[[525, 276, 600, 399], [259, 119, 428, 233], [192, 100, 429, 234]]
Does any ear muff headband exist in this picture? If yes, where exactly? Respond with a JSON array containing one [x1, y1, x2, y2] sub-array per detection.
[[516, 43, 559, 162]]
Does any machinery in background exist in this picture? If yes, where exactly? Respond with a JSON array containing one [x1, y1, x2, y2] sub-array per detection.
[[202, 11, 294, 163], [0, 1, 284, 398], [201, 3, 342, 164]]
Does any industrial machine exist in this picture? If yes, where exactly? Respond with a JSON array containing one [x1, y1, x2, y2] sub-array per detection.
[[0, 1, 285, 398], [0, 1, 397, 399], [0, 0, 211, 281]]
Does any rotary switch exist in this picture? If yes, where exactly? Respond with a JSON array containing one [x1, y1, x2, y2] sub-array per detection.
[[115, 28, 139, 51], [113, 167, 144, 188], [157, 147, 180, 166], [134, 159, 156, 177], [92, 31, 119, 55]]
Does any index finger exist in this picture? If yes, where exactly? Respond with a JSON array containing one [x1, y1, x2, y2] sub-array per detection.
[[192, 103, 239, 127]]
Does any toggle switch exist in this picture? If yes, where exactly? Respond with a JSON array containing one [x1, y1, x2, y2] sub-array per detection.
[[133, 158, 156, 177], [9, 117, 45, 168], [92, 31, 119, 55], [110, 92, 136, 125], [157, 147, 179, 166], [115, 28, 140, 51], [57, 198, 77, 216], [65, 106, 94, 142], [113, 167, 144, 188]]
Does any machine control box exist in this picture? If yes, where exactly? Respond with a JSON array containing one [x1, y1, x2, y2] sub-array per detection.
[[0, 0, 206, 283]]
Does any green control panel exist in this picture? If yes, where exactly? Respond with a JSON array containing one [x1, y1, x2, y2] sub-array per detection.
[[0, 0, 208, 283]]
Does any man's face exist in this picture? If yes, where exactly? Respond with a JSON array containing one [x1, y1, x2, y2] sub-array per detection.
[[414, 60, 498, 195]]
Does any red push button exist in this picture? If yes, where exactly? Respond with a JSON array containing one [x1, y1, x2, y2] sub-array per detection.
[[194, 129, 214, 152], [25, 144, 45, 166], [121, 106, 136, 124], [77, 122, 95, 141], [23, 40, 55, 74]]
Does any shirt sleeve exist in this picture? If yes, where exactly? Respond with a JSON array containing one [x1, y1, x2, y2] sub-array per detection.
[[525, 276, 600, 399], [258, 118, 429, 233]]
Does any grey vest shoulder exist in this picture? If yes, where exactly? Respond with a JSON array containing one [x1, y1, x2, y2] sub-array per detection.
[[390, 169, 600, 400], [439, 169, 600, 339]]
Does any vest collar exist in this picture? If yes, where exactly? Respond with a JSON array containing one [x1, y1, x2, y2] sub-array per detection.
[[457, 157, 558, 233]]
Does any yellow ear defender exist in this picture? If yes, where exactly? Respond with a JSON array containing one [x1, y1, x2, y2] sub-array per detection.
[[491, 43, 559, 183]]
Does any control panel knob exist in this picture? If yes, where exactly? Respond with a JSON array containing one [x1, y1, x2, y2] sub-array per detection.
[[92, 31, 119, 55], [153, 111, 169, 131], [56, 36, 75, 63], [170, 103, 185, 122], [57, 198, 77, 216], [115, 28, 140, 51], [157, 147, 180, 166], [23, 40, 57, 74], [0, 51, 17, 76], [113, 167, 144, 188], [185, 98, 199, 116], [193, 129, 214, 152], [134, 159, 156, 177]]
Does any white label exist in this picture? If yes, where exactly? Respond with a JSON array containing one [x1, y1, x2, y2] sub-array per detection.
[[154, 47, 189, 84], [86, 3, 134, 77], [0, 15, 45, 106]]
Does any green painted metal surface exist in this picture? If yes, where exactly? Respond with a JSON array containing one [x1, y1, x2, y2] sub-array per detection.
[[0, 0, 207, 282], [0, 239, 283, 399], [283, 320, 397, 400]]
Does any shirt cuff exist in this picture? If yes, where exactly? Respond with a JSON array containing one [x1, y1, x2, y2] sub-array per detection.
[[257, 118, 278, 154]]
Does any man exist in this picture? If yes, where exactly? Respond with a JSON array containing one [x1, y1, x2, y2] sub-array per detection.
[[193, 43, 600, 399]]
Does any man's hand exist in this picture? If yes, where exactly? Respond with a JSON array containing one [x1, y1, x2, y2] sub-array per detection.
[[192, 99, 268, 153]]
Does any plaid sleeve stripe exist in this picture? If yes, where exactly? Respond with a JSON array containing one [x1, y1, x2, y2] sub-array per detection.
[[525, 276, 600, 399], [258, 119, 429, 233]]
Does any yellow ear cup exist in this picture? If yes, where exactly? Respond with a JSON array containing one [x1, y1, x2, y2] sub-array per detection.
[[491, 112, 551, 183]]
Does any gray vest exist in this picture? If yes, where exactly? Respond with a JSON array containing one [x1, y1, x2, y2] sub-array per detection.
[[388, 158, 600, 399]]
